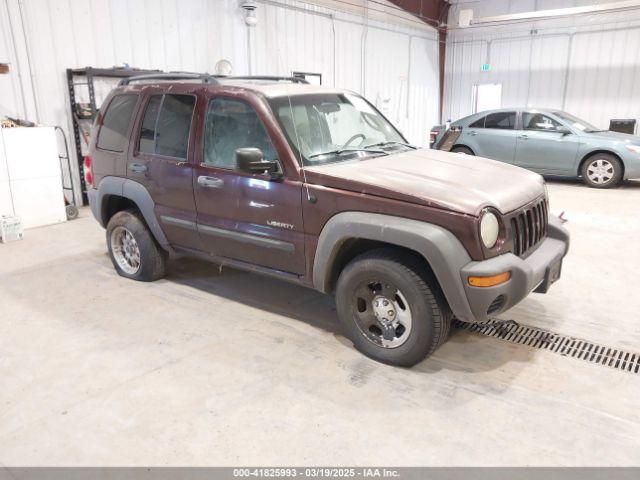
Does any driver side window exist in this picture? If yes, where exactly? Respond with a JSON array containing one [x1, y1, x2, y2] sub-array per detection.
[[203, 98, 278, 169], [523, 112, 563, 132]]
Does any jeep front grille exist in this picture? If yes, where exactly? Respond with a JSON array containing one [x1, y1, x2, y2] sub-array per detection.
[[510, 199, 548, 257]]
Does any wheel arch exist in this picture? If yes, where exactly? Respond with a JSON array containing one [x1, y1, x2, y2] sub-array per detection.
[[324, 239, 442, 296], [312, 212, 476, 323], [451, 144, 475, 154], [578, 150, 625, 177], [92, 177, 171, 250]]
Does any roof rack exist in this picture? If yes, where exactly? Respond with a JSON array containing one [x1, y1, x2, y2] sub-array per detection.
[[118, 72, 220, 86], [221, 75, 309, 84], [118, 73, 310, 87]]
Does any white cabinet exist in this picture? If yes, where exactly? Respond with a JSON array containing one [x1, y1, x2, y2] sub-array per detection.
[[0, 127, 66, 229]]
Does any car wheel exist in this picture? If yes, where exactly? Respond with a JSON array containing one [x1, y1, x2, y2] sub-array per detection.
[[335, 249, 451, 367], [581, 154, 623, 188], [451, 146, 474, 155], [106, 209, 167, 281]]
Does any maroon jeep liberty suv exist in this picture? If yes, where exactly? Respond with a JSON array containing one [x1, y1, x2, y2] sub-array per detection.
[[86, 73, 569, 366]]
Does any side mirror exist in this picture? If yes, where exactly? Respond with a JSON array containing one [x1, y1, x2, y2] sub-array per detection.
[[235, 148, 281, 178], [556, 126, 571, 135]]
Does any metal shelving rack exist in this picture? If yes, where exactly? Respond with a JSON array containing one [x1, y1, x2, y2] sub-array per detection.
[[66, 67, 161, 204]]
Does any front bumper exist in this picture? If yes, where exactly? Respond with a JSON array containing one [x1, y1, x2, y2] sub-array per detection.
[[623, 154, 640, 179], [459, 215, 569, 322]]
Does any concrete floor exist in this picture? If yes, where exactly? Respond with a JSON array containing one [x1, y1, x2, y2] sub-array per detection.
[[1, 179, 639, 466]]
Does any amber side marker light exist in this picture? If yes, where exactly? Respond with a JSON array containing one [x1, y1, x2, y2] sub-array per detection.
[[468, 271, 511, 287]]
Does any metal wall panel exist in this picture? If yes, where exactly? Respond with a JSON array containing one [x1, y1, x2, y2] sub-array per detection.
[[445, 14, 640, 129], [0, 0, 439, 205], [443, 39, 488, 122]]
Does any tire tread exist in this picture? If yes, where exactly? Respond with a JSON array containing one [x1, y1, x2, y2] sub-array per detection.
[[337, 248, 452, 366]]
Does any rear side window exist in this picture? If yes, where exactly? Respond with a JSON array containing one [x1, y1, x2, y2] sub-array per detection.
[[484, 112, 516, 130], [97, 95, 138, 152], [139, 96, 162, 154], [138, 94, 196, 159]]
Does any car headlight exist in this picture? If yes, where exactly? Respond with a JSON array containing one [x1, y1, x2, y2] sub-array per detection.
[[626, 144, 640, 154], [480, 211, 500, 249]]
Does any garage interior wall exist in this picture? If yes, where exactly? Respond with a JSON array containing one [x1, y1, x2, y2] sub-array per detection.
[[0, 0, 439, 206], [443, 0, 640, 129]]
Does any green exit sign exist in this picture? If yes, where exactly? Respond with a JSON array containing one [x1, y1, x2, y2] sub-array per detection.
[[481, 63, 491, 71]]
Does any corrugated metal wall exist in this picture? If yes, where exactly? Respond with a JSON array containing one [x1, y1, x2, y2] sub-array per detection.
[[444, 3, 640, 129], [0, 0, 439, 205]]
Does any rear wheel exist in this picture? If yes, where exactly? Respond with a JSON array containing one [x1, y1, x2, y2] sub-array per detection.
[[581, 154, 623, 188], [106, 210, 167, 281], [451, 145, 474, 155], [335, 249, 451, 367]]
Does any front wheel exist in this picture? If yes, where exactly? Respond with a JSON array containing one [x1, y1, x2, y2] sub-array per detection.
[[335, 249, 451, 367], [581, 154, 623, 188]]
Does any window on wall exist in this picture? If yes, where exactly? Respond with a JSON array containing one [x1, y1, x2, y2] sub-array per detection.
[[97, 95, 138, 152], [138, 94, 195, 159], [472, 83, 502, 113], [203, 98, 278, 169], [484, 111, 516, 130]]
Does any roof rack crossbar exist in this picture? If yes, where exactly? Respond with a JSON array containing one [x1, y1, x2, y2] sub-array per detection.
[[118, 73, 220, 86], [224, 75, 309, 84]]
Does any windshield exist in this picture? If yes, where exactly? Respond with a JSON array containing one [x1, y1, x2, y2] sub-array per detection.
[[268, 93, 408, 166], [552, 111, 602, 132]]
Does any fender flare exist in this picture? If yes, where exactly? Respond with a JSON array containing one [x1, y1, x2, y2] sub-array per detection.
[[312, 212, 476, 322], [91, 176, 170, 249]]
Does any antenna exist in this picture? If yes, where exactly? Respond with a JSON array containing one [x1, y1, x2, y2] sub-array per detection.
[[286, 94, 314, 203]]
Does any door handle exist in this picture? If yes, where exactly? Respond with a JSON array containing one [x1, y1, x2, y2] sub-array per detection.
[[468, 131, 478, 136], [519, 134, 529, 140], [128, 163, 147, 173], [198, 176, 224, 188]]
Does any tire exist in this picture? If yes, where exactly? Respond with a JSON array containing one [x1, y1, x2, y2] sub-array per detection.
[[65, 204, 79, 220], [335, 249, 452, 367], [451, 146, 474, 155], [106, 209, 167, 282], [580, 153, 623, 188]]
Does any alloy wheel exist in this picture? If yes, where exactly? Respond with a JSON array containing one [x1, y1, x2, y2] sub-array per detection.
[[110, 226, 141, 275]]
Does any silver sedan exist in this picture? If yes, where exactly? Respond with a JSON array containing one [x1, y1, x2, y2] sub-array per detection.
[[437, 109, 640, 188]]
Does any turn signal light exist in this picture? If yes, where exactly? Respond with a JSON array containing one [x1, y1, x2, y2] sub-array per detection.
[[468, 271, 511, 287]]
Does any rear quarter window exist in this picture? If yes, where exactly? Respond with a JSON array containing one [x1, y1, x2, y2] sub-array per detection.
[[96, 94, 138, 152], [469, 116, 485, 128]]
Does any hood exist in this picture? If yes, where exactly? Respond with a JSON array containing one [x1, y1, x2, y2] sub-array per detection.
[[584, 130, 640, 144], [304, 149, 545, 216]]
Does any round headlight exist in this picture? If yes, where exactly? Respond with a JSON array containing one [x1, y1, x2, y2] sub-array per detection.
[[480, 211, 499, 249]]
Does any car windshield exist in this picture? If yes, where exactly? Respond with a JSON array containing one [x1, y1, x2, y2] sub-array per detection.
[[269, 93, 409, 166], [553, 111, 602, 132]]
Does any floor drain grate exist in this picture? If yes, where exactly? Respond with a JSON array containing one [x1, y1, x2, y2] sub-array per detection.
[[453, 319, 640, 375]]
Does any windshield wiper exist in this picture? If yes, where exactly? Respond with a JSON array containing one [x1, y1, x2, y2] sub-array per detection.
[[308, 148, 386, 159], [585, 129, 608, 133], [364, 141, 417, 150]]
